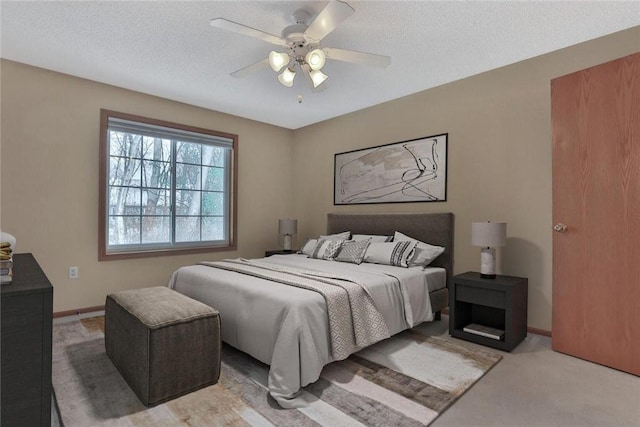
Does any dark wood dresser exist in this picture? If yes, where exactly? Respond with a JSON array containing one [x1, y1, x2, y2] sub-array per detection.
[[1, 253, 53, 427]]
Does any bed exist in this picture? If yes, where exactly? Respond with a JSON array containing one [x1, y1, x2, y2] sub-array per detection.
[[168, 212, 453, 407]]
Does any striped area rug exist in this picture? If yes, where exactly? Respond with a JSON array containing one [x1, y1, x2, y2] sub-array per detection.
[[52, 317, 501, 427]]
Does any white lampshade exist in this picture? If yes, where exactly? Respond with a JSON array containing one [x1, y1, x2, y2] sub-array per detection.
[[305, 48, 326, 71], [269, 51, 290, 72], [309, 69, 328, 88], [278, 67, 296, 87], [278, 219, 297, 236], [471, 222, 507, 248]]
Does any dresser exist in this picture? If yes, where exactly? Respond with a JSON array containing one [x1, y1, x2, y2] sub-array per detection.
[[1, 253, 53, 427]]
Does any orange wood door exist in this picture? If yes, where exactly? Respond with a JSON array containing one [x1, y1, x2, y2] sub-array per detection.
[[551, 52, 640, 376]]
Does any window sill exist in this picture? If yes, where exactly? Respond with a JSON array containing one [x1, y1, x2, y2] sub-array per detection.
[[98, 243, 236, 261]]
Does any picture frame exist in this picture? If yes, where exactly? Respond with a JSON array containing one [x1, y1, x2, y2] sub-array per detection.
[[334, 133, 448, 205]]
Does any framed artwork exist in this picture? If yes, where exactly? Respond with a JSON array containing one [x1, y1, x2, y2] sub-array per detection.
[[334, 133, 448, 205]]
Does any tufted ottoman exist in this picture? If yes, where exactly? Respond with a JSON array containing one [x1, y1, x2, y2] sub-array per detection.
[[105, 286, 220, 407]]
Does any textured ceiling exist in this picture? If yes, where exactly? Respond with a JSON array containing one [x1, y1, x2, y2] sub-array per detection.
[[1, 1, 639, 129]]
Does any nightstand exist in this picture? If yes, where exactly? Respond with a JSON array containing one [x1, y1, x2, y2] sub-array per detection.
[[265, 249, 296, 257], [449, 272, 528, 351]]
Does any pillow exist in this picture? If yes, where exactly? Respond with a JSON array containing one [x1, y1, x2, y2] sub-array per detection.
[[310, 239, 344, 260], [352, 234, 393, 243], [299, 239, 318, 256], [319, 231, 351, 241], [393, 231, 445, 267], [363, 241, 417, 268], [299, 232, 349, 256], [335, 240, 370, 264]]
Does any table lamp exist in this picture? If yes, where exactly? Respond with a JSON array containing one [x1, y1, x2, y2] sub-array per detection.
[[471, 221, 507, 279], [278, 219, 297, 251]]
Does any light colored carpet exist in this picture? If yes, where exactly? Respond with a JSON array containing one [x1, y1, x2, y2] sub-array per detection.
[[52, 317, 501, 427]]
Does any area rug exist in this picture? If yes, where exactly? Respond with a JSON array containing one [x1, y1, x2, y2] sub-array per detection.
[[52, 316, 501, 427]]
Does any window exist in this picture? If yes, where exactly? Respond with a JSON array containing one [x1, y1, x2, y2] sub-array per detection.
[[99, 110, 237, 260]]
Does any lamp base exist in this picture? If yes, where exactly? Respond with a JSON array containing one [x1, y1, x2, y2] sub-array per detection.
[[283, 234, 292, 251], [480, 247, 496, 278]]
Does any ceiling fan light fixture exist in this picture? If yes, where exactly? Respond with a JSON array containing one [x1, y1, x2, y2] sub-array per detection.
[[278, 67, 296, 87], [305, 48, 326, 71], [309, 69, 328, 88], [269, 51, 290, 72], [216, 2, 392, 94]]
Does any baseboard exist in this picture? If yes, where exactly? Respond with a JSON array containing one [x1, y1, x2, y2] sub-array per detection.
[[54, 305, 105, 318], [527, 326, 552, 337]]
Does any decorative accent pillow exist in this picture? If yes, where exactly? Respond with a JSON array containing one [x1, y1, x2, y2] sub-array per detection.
[[393, 231, 445, 267], [363, 241, 417, 268], [299, 239, 318, 256], [319, 231, 351, 241], [310, 239, 344, 260], [352, 234, 393, 242], [335, 240, 370, 264]]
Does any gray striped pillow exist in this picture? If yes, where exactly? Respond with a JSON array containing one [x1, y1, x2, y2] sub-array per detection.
[[310, 239, 344, 260]]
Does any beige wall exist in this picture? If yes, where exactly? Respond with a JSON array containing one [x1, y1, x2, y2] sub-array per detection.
[[292, 27, 640, 331], [0, 60, 294, 312]]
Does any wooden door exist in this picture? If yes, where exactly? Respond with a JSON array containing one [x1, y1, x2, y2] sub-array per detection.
[[552, 52, 640, 376]]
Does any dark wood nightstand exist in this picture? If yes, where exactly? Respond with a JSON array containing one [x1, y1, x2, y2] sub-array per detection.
[[265, 249, 297, 257], [449, 271, 528, 352]]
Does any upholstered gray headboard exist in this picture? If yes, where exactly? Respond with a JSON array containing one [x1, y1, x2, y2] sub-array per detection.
[[327, 212, 454, 285]]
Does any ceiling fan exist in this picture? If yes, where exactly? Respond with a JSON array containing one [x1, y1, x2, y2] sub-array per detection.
[[210, 0, 391, 90]]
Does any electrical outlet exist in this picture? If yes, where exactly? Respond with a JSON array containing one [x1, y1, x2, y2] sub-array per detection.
[[69, 266, 79, 279]]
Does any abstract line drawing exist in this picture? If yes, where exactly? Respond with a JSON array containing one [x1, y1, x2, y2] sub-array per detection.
[[334, 134, 447, 205]]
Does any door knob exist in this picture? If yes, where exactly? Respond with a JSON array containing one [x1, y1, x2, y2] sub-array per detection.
[[553, 223, 568, 232]]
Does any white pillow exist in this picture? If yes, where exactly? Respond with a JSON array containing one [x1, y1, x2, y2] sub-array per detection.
[[319, 231, 351, 240], [363, 241, 417, 268], [352, 234, 393, 242], [299, 239, 318, 256], [393, 231, 445, 267], [310, 239, 344, 260]]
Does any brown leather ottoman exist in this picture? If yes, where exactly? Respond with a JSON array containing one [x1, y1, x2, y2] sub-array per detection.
[[105, 286, 220, 407]]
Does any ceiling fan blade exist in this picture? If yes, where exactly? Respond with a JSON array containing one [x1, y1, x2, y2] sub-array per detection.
[[210, 18, 285, 46], [230, 58, 270, 78], [324, 47, 391, 68], [304, 0, 355, 43]]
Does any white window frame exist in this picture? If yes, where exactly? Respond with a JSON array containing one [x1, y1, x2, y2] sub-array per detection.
[[99, 110, 237, 260]]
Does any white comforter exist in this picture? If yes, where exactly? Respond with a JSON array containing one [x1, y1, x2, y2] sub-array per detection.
[[168, 254, 441, 407]]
